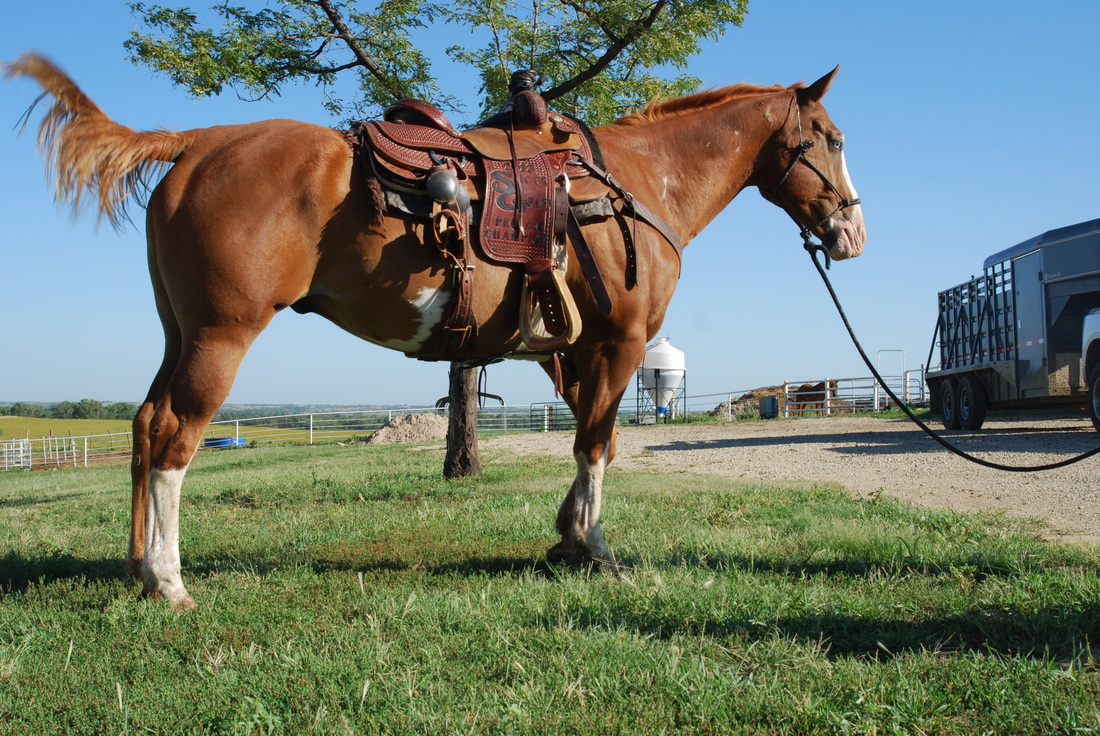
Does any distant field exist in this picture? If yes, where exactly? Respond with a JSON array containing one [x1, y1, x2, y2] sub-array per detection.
[[0, 416, 133, 440]]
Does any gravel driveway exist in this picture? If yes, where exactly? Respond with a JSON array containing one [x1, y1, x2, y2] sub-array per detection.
[[481, 413, 1100, 544]]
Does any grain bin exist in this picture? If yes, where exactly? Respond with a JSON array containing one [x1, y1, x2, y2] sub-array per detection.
[[638, 338, 686, 421]]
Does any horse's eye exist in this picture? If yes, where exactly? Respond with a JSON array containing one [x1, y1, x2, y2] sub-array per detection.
[[830, 139, 843, 152]]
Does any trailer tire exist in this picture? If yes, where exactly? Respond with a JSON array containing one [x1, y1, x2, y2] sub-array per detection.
[[940, 378, 961, 430], [1089, 365, 1100, 433], [957, 376, 987, 430]]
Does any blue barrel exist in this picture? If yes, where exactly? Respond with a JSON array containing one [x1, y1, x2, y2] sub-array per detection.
[[202, 436, 246, 449]]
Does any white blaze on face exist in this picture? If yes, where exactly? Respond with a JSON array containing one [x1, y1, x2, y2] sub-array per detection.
[[824, 151, 866, 260], [839, 151, 863, 222]]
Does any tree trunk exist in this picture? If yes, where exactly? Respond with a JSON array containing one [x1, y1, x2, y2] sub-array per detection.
[[444, 362, 482, 479]]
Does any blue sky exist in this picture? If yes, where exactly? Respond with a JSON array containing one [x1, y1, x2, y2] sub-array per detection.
[[1, 1, 1098, 408]]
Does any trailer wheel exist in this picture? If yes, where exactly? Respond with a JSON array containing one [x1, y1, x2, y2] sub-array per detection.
[[957, 376, 987, 430], [940, 378, 961, 430], [1089, 365, 1100, 433]]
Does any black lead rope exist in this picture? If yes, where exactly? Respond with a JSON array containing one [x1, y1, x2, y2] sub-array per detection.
[[805, 242, 1100, 472]]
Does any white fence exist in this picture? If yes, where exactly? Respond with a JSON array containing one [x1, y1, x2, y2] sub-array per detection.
[[656, 369, 927, 422], [1, 370, 928, 472], [1, 431, 135, 471], [1, 438, 31, 471]]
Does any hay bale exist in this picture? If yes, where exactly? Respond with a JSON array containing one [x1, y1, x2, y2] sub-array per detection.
[[366, 413, 449, 445]]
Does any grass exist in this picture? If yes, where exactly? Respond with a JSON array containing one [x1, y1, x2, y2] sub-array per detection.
[[1, 436, 1098, 735]]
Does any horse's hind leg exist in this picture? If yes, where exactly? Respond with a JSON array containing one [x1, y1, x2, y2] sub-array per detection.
[[138, 324, 265, 609], [129, 350, 177, 578], [128, 254, 183, 579]]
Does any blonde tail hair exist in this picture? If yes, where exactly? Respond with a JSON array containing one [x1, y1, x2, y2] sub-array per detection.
[[6, 53, 195, 226]]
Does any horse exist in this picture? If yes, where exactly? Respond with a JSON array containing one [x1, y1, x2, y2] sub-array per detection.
[[788, 380, 840, 416], [7, 53, 865, 609]]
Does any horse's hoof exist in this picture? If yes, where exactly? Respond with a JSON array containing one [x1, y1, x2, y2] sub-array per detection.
[[174, 596, 199, 613], [592, 554, 631, 575], [142, 586, 199, 612], [547, 541, 587, 567]]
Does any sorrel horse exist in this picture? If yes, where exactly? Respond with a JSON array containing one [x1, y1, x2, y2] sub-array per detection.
[[7, 53, 864, 609]]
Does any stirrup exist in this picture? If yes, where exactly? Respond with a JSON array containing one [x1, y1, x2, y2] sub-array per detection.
[[519, 268, 582, 351]]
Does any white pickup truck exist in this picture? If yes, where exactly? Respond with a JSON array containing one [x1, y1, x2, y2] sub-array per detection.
[[1084, 308, 1100, 431]]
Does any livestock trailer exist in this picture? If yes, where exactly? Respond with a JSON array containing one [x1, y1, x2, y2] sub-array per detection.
[[925, 217, 1100, 431]]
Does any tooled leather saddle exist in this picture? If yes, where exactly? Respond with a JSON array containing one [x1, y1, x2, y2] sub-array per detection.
[[351, 88, 682, 362]]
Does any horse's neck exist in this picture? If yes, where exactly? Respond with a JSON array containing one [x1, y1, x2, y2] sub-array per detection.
[[595, 91, 786, 244]]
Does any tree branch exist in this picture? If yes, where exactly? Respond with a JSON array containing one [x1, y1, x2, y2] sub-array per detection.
[[557, 0, 619, 42], [312, 0, 409, 99], [296, 60, 361, 76], [542, 0, 668, 102]]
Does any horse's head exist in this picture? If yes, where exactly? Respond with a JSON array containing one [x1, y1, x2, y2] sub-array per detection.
[[757, 67, 865, 262]]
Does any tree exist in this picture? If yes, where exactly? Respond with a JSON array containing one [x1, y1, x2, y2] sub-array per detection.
[[74, 398, 104, 419], [126, 0, 747, 125], [124, 0, 748, 476]]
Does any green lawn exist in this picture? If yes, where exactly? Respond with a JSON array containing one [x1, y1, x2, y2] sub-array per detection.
[[1, 437, 1097, 734]]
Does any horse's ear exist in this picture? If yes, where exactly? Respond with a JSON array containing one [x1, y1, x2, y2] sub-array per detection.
[[798, 65, 840, 104]]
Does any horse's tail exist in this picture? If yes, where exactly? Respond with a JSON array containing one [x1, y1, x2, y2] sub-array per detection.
[[6, 53, 196, 226]]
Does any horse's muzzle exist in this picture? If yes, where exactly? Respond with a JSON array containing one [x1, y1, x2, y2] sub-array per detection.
[[823, 216, 866, 261]]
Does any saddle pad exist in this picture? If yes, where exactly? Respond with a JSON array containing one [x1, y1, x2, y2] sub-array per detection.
[[480, 155, 564, 263]]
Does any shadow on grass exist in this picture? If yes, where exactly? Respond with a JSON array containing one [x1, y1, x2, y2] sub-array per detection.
[[6, 548, 1096, 662], [542, 596, 1100, 661], [0, 548, 565, 596], [550, 549, 1100, 660], [658, 550, 1046, 582], [181, 552, 557, 580], [0, 492, 85, 508], [0, 551, 128, 594]]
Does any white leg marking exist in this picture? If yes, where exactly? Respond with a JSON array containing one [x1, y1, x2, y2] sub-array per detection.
[[572, 448, 612, 560], [144, 467, 195, 607]]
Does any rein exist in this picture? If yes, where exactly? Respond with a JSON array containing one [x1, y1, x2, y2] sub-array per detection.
[[804, 243, 1100, 472]]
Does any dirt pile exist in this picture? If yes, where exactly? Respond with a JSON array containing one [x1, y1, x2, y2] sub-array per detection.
[[709, 385, 783, 420], [366, 413, 449, 445]]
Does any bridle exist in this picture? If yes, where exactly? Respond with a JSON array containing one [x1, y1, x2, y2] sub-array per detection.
[[760, 93, 861, 268]]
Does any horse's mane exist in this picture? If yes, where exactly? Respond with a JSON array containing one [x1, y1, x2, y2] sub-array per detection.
[[611, 82, 793, 127]]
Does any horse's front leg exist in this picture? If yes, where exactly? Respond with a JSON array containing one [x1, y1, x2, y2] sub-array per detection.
[[544, 343, 639, 569], [548, 442, 617, 568]]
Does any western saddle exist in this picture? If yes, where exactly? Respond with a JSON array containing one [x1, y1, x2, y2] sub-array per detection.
[[351, 76, 682, 362]]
